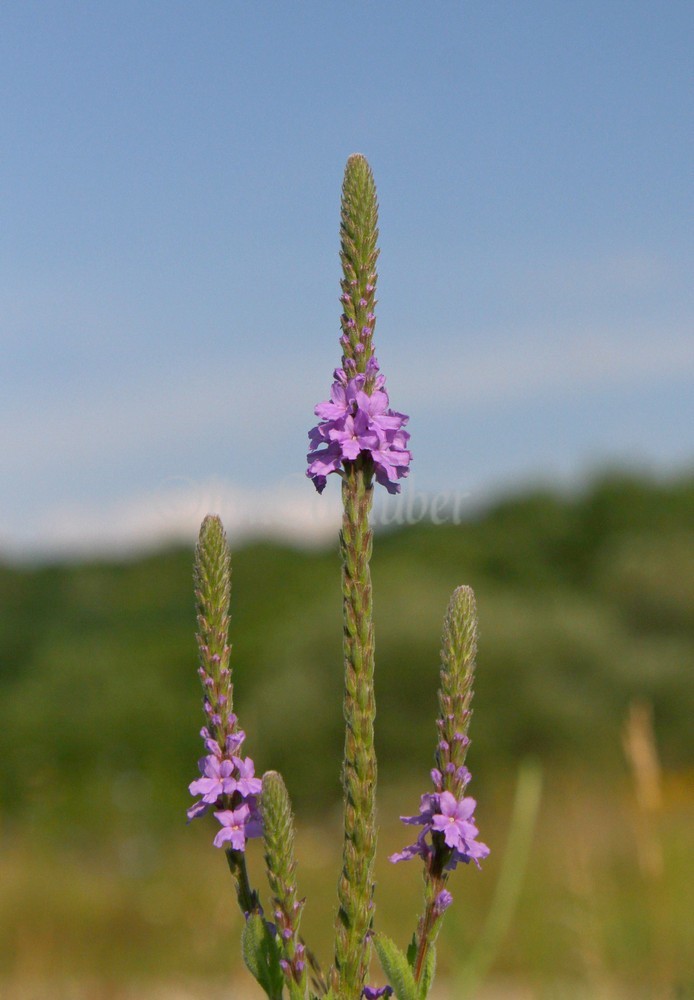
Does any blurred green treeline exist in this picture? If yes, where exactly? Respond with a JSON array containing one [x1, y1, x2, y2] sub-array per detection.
[[1, 471, 691, 836]]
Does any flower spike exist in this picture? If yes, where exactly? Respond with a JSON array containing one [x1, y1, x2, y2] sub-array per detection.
[[389, 585, 489, 986], [188, 517, 263, 856], [307, 155, 411, 496]]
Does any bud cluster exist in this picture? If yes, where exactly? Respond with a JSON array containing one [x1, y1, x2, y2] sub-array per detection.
[[339, 154, 380, 377]]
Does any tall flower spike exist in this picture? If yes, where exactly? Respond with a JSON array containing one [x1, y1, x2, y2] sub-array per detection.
[[388, 586, 489, 987], [189, 515, 263, 915], [307, 154, 411, 496], [304, 154, 392, 1000], [261, 771, 309, 999]]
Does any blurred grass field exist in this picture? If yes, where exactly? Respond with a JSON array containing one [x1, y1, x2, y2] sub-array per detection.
[[1, 471, 693, 998]]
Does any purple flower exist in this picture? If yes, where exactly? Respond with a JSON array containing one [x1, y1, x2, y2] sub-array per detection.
[[232, 756, 263, 797], [314, 376, 362, 421], [328, 410, 377, 461], [306, 439, 343, 487], [401, 791, 439, 826], [363, 987, 393, 999], [390, 779, 489, 869], [446, 830, 490, 870], [433, 889, 453, 915], [388, 836, 431, 864], [225, 730, 246, 754], [213, 804, 251, 850], [186, 798, 211, 821], [187, 747, 264, 846], [431, 791, 477, 850], [201, 733, 222, 756], [242, 796, 264, 840], [189, 755, 237, 803], [307, 357, 410, 494]]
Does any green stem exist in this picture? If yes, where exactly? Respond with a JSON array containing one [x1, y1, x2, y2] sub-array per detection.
[[334, 458, 377, 1000], [226, 848, 261, 917], [412, 836, 452, 985], [413, 876, 445, 983]]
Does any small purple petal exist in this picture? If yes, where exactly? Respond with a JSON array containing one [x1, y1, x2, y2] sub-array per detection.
[[434, 889, 453, 915], [186, 799, 210, 822], [363, 986, 393, 998]]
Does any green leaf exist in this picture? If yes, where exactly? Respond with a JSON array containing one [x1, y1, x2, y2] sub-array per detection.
[[418, 945, 436, 999], [406, 934, 417, 969], [241, 914, 285, 999], [373, 934, 419, 1000]]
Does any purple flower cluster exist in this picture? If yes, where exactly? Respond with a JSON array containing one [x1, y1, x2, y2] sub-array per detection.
[[188, 721, 263, 850], [279, 942, 306, 984], [307, 356, 411, 494], [390, 770, 489, 870], [363, 986, 393, 999]]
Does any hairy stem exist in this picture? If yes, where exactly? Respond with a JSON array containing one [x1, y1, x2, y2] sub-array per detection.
[[413, 866, 446, 983], [226, 849, 261, 917], [334, 458, 377, 999]]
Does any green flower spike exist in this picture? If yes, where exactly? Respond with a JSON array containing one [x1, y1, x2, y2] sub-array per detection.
[[262, 771, 310, 1000]]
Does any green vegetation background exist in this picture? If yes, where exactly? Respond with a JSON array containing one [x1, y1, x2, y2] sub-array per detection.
[[1, 472, 692, 997]]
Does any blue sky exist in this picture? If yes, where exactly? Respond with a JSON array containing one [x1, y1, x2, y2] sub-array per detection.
[[2, 1, 692, 557]]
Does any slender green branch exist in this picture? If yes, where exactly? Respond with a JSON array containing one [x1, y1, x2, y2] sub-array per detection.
[[226, 848, 262, 917]]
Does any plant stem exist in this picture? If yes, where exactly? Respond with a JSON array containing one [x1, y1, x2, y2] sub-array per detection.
[[226, 848, 261, 917], [334, 457, 377, 999]]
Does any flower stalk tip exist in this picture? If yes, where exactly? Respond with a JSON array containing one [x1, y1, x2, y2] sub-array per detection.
[[307, 155, 411, 497]]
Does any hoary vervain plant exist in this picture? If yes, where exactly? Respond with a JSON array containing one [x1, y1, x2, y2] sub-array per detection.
[[187, 155, 489, 1000]]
